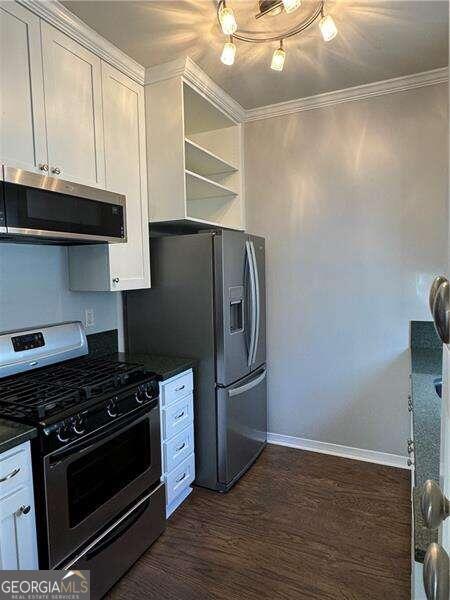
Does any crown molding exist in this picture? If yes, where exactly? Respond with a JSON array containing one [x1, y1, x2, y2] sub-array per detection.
[[245, 67, 449, 122], [18, 0, 146, 84], [145, 57, 246, 124], [17, 1, 448, 123]]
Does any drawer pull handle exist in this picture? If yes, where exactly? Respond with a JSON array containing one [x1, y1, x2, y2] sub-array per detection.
[[174, 411, 185, 421], [0, 467, 20, 483], [176, 472, 187, 484], [175, 384, 186, 392], [176, 442, 187, 453]]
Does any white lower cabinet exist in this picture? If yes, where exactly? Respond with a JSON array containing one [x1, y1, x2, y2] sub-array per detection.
[[160, 370, 195, 517], [0, 441, 38, 569]]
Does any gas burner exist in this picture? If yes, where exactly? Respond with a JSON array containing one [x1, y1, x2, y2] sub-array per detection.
[[0, 356, 150, 422]]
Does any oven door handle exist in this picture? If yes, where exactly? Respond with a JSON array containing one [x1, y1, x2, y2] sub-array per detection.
[[48, 400, 158, 463], [84, 499, 149, 561], [62, 483, 164, 569]]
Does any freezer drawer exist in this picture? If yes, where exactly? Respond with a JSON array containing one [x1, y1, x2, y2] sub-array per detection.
[[217, 367, 267, 487]]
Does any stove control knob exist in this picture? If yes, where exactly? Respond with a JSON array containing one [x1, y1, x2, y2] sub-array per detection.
[[72, 415, 86, 435], [135, 390, 144, 405], [56, 425, 70, 443], [107, 399, 118, 418], [143, 381, 158, 399]]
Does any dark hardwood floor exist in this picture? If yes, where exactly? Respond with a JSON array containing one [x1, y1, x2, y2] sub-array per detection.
[[107, 445, 411, 600]]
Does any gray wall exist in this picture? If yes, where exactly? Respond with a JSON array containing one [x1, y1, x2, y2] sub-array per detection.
[[0, 243, 120, 334], [245, 83, 448, 456]]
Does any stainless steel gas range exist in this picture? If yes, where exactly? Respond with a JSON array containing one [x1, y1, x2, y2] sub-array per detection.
[[0, 321, 165, 598]]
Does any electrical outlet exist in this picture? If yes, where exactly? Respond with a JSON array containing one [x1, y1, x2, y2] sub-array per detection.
[[84, 308, 95, 328]]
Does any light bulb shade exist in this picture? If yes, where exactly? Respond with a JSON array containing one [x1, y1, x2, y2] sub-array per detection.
[[219, 5, 237, 35], [282, 0, 301, 14], [319, 14, 337, 42], [271, 46, 286, 71], [221, 40, 236, 65]]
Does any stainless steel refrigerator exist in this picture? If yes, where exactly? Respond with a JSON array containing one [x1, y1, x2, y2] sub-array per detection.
[[125, 229, 267, 491]]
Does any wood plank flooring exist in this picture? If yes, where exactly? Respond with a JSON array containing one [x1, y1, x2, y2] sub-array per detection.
[[108, 445, 411, 600]]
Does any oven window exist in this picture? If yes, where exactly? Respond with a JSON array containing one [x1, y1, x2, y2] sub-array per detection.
[[67, 420, 150, 527]]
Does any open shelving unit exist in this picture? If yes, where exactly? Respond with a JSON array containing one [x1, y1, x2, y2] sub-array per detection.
[[184, 138, 238, 177], [185, 169, 237, 201], [146, 61, 244, 231]]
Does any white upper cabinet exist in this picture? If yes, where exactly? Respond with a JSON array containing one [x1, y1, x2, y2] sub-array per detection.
[[0, 2, 47, 173], [41, 22, 105, 187], [103, 63, 150, 290], [145, 59, 245, 231], [68, 62, 150, 291]]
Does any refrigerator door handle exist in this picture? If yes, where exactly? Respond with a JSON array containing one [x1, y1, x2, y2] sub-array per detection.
[[229, 369, 266, 397], [250, 240, 260, 365], [246, 241, 257, 367]]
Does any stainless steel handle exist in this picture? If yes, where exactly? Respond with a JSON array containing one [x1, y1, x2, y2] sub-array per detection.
[[433, 280, 450, 344], [422, 480, 450, 529], [246, 241, 257, 367], [62, 483, 164, 570], [175, 385, 185, 392], [0, 467, 20, 483], [430, 276, 448, 315], [424, 543, 450, 600], [51, 166, 61, 175], [176, 442, 187, 453], [39, 163, 49, 172], [250, 240, 260, 365], [229, 369, 266, 397]]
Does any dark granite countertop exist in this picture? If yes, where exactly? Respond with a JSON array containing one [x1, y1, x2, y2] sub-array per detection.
[[410, 321, 442, 562], [0, 419, 37, 454], [113, 353, 195, 381], [86, 331, 195, 381]]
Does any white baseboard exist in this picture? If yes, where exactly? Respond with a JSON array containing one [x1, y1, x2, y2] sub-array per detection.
[[267, 433, 410, 470]]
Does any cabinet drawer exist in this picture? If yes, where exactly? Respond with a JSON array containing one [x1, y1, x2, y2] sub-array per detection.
[[0, 443, 30, 500], [166, 454, 195, 506], [163, 424, 194, 473], [160, 370, 193, 407], [162, 394, 193, 440]]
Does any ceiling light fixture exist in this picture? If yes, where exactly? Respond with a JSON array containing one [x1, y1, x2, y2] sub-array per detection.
[[282, 0, 302, 14], [270, 40, 286, 71], [218, 1, 237, 35], [216, 0, 338, 72], [319, 11, 338, 42], [221, 36, 236, 66]]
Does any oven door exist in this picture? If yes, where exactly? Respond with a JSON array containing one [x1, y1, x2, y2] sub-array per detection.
[[3, 167, 126, 243], [43, 405, 161, 568]]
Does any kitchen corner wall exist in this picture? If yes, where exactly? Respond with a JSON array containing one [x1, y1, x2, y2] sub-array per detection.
[[0, 243, 122, 338], [245, 82, 448, 457]]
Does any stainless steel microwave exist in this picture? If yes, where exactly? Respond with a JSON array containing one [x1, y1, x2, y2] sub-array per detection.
[[0, 166, 126, 244]]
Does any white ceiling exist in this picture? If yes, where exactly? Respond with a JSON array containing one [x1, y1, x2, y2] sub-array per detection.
[[62, 0, 449, 109]]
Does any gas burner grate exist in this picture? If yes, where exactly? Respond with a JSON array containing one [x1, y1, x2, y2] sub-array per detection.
[[0, 357, 145, 421]]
